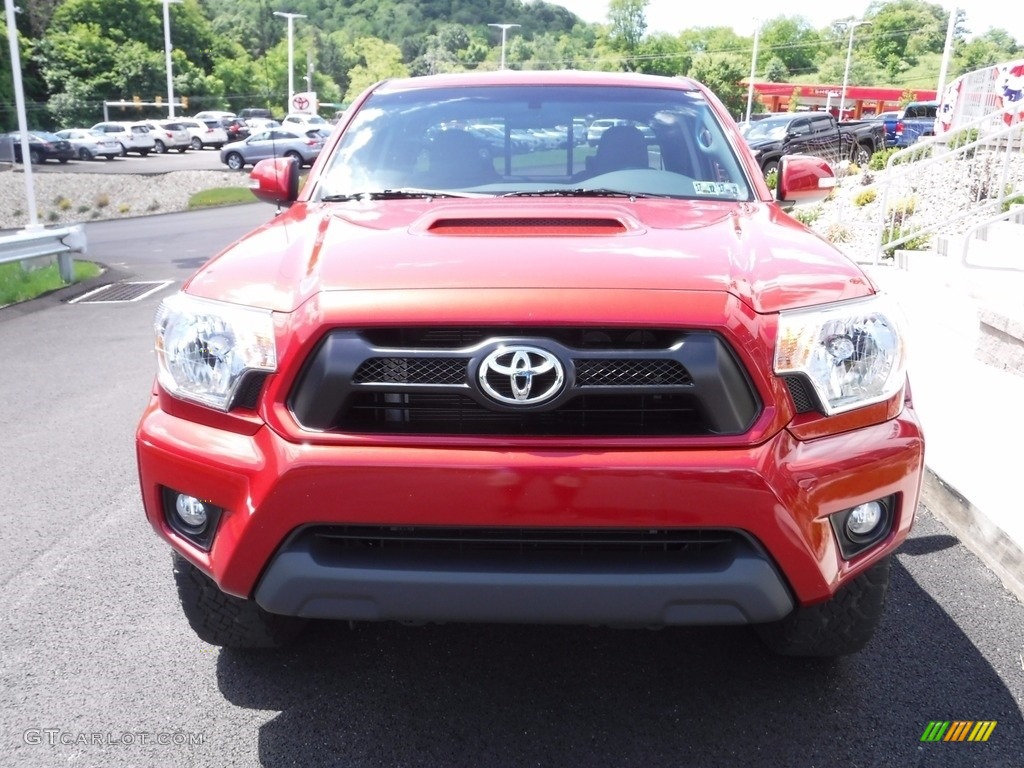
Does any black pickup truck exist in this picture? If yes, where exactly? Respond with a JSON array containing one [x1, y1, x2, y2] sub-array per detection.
[[742, 112, 886, 175]]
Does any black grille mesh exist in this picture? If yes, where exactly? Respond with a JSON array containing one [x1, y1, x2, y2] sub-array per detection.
[[354, 357, 467, 385], [312, 525, 738, 555], [574, 358, 692, 386], [784, 377, 820, 414]]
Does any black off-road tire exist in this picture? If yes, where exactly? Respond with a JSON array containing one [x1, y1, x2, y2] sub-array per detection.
[[761, 159, 778, 178], [755, 556, 890, 657], [172, 552, 306, 649]]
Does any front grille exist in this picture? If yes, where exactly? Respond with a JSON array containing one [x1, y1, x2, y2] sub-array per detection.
[[310, 525, 739, 557], [289, 328, 760, 437], [344, 392, 703, 435]]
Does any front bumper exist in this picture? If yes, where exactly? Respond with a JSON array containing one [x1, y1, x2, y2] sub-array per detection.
[[137, 395, 924, 624]]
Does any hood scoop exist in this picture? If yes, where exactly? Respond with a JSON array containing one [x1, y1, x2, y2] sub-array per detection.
[[426, 216, 629, 236]]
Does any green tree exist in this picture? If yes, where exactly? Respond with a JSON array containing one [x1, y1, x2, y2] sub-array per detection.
[[344, 37, 408, 102], [633, 33, 690, 77], [687, 54, 749, 117], [607, 0, 648, 68], [763, 56, 789, 82], [758, 16, 822, 76], [953, 29, 1022, 75]]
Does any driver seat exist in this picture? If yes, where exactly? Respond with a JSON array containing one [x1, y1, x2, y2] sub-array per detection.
[[586, 125, 650, 175]]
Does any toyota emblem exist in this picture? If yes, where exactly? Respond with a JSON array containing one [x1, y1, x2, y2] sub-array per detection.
[[478, 346, 565, 406]]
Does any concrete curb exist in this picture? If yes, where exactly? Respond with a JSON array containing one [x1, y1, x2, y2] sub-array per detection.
[[920, 467, 1024, 604]]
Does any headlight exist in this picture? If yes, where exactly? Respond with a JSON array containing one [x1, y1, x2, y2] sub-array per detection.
[[154, 293, 277, 411], [774, 295, 906, 416]]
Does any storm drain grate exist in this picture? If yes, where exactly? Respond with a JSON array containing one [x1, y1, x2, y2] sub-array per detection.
[[68, 280, 173, 304]]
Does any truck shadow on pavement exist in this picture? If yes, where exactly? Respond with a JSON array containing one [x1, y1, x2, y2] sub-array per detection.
[[215, 536, 1023, 767]]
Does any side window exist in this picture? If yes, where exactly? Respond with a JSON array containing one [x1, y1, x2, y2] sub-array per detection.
[[810, 116, 833, 133], [789, 119, 810, 135]]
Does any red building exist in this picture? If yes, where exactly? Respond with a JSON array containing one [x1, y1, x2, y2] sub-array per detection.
[[746, 82, 938, 118]]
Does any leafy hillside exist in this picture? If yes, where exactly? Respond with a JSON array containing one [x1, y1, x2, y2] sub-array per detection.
[[1, 0, 1021, 130]]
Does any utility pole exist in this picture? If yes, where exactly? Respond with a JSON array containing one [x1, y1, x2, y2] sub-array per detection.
[[274, 11, 307, 105], [488, 23, 521, 71]]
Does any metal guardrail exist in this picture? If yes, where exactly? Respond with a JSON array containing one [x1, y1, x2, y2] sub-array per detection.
[[0, 225, 88, 283]]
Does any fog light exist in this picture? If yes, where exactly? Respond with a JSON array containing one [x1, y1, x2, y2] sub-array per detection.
[[175, 494, 208, 530], [846, 501, 883, 538]]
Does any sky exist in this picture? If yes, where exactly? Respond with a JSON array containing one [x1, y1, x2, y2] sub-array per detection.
[[547, 0, 1024, 44]]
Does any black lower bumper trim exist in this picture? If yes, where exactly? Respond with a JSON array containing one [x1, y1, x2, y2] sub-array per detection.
[[253, 531, 794, 626]]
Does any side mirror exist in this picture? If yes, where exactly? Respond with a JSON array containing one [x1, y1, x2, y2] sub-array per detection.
[[249, 157, 299, 206], [775, 155, 835, 211]]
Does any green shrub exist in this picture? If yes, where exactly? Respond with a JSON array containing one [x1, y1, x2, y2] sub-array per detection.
[[887, 196, 916, 227], [868, 149, 897, 170], [764, 168, 777, 190], [948, 128, 979, 158], [1001, 194, 1024, 213], [854, 189, 877, 206], [826, 223, 851, 243], [793, 206, 821, 225], [882, 226, 930, 257]]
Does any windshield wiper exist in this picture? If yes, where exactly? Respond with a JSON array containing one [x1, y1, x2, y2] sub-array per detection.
[[502, 188, 664, 199], [321, 188, 475, 202]]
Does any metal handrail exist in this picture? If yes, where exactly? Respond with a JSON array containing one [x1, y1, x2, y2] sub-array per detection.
[[960, 205, 1024, 271]]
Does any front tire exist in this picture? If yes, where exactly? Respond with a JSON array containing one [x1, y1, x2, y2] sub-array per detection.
[[191, 137, 203, 150], [78, 148, 94, 161], [284, 150, 303, 166], [154, 140, 167, 154], [225, 152, 245, 171], [172, 553, 306, 649], [852, 143, 871, 166], [761, 159, 778, 178], [755, 556, 891, 657], [29, 149, 42, 164]]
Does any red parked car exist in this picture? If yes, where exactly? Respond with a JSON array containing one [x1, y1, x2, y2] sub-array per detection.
[[137, 70, 924, 656]]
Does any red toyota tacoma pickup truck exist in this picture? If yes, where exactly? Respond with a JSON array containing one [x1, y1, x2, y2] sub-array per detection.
[[136, 70, 924, 657]]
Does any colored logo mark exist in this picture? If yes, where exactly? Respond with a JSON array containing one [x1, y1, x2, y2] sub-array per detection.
[[920, 721, 997, 742]]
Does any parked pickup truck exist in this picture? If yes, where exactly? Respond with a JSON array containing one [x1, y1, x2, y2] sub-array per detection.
[[895, 100, 938, 148], [743, 112, 886, 174], [138, 70, 923, 659]]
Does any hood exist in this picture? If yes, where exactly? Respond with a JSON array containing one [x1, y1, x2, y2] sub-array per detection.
[[184, 198, 872, 315]]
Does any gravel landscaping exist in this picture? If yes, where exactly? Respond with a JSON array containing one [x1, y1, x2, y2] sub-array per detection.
[[0, 168, 252, 231]]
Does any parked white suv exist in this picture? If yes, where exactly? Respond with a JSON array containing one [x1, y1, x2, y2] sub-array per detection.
[[138, 120, 192, 153], [176, 118, 229, 150], [90, 121, 157, 156]]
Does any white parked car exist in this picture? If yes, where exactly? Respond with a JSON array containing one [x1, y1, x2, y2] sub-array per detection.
[[138, 120, 192, 153], [90, 121, 156, 156], [176, 118, 229, 150], [55, 128, 122, 160], [282, 113, 330, 129], [192, 110, 236, 122]]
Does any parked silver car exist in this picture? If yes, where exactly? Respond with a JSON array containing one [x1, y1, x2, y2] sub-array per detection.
[[55, 128, 122, 160], [139, 120, 191, 153], [219, 128, 325, 170], [90, 121, 156, 156]]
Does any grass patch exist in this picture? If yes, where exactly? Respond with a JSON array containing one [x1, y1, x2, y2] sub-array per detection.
[[188, 187, 257, 209], [0, 259, 102, 306]]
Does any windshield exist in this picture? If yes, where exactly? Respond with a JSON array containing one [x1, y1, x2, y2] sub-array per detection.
[[314, 84, 753, 202], [743, 118, 791, 141]]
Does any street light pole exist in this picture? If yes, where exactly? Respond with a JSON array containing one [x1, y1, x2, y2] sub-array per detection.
[[274, 11, 307, 105], [488, 23, 520, 70], [838, 19, 871, 119], [744, 19, 761, 124], [161, 0, 181, 117]]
